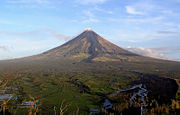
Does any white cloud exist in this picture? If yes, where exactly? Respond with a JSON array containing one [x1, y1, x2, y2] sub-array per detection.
[[109, 16, 164, 25], [125, 46, 169, 60], [151, 46, 180, 54], [93, 7, 113, 14], [47, 29, 71, 41], [157, 31, 178, 34], [0, 46, 11, 51], [81, 6, 112, 23], [0, 29, 70, 41], [125, 6, 144, 15], [83, 18, 99, 23], [82, 10, 99, 23], [163, 22, 175, 26], [76, 0, 107, 4], [84, 10, 94, 17], [127, 16, 164, 24]]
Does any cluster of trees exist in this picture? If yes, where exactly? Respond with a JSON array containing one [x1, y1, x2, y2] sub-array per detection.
[[149, 100, 180, 114], [100, 100, 180, 115]]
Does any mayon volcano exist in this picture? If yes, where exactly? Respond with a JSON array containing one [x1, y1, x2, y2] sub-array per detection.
[[39, 29, 138, 62], [0, 29, 180, 73]]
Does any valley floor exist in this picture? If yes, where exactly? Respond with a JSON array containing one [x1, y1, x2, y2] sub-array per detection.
[[0, 70, 179, 114]]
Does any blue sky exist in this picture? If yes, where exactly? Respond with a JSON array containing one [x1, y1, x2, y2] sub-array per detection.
[[0, 0, 180, 61]]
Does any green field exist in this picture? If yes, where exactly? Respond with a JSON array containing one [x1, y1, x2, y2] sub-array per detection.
[[0, 71, 140, 114]]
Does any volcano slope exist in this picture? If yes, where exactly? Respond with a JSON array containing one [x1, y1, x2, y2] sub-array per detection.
[[0, 29, 180, 114]]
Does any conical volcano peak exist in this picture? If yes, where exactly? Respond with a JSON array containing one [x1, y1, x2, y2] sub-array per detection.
[[41, 29, 138, 62], [84, 28, 93, 31]]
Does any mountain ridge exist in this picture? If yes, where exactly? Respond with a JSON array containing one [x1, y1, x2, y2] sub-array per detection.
[[33, 29, 139, 62], [0, 29, 180, 74]]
